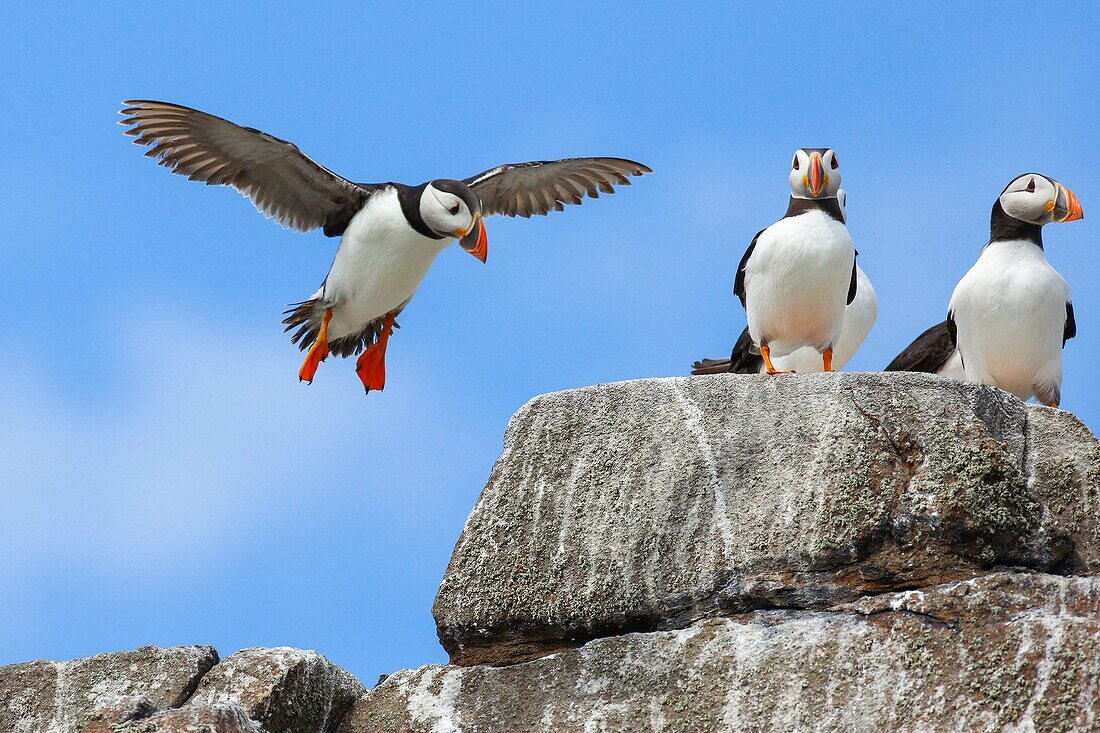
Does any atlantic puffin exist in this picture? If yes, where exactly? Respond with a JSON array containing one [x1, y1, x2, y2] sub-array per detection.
[[120, 100, 650, 392], [692, 188, 876, 374], [944, 173, 1082, 406], [716, 148, 857, 375]]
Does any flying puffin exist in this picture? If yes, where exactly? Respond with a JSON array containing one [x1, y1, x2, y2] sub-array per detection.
[[692, 189, 876, 374], [713, 148, 857, 375], [119, 100, 650, 392], [944, 173, 1082, 406]]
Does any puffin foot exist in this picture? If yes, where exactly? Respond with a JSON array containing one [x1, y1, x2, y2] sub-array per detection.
[[760, 343, 793, 376], [356, 312, 396, 394], [1047, 401, 1060, 409], [822, 348, 834, 373], [298, 308, 332, 384]]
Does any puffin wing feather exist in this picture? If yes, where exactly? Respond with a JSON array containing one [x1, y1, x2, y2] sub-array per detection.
[[464, 158, 651, 218], [120, 100, 376, 236], [884, 319, 958, 373], [847, 254, 859, 305], [1064, 302, 1076, 347], [733, 230, 765, 309]]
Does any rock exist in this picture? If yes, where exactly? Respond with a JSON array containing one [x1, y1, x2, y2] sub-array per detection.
[[434, 373, 1100, 665], [0, 644, 218, 733], [113, 703, 261, 732], [347, 572, 1100, 733], [80, 696, 158, 732], [185, 647, 364, 733]]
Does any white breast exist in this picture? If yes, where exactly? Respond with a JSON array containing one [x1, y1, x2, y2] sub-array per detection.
[[315, 188, 451, 339], [936, 349, 965, 380], [948, 239, 1070, 401], [766, 264, 877, 372], [743, 210, 856, 357]]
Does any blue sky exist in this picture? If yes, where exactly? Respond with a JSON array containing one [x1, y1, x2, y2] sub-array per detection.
[[1, 3, 1097, 681]]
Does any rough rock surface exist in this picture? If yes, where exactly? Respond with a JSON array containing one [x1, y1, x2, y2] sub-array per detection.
[[113, 703, 262, 733], [0, 645, 217, 733], [434, 373, 1100, 665], [185, 647, 364, 733], [0, 645, 360, 733], [346, 572, 1100, 733], [80, 696, 160, 733]]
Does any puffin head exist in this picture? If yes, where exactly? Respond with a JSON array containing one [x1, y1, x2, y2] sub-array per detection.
[[789, 148, 841, 199], [420, 180, 487, 262], [998, 173, 1082, 226]]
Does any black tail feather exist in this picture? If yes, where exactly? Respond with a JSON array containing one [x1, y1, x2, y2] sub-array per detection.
[[690, 357, 734, 375], [281, 298, 381, 358], [282, 299, 324, 351]]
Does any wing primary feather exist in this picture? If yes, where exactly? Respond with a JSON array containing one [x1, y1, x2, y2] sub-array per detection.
[[120, 99, 375, 237], [464, 157, 650, 218]]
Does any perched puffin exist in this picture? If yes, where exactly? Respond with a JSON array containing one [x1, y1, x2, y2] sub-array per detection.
[[692, 189, 876, 374], [944, 173, 1082, 406], [120, 100, 650, 392], [710, 148, 857, 375], [883, 319, 965, 379]]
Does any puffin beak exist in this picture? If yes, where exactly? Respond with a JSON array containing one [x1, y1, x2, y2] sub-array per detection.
[[457, 213, 487, 263], [808, 152, 825, 197], [1053, 184, 1083, 222]]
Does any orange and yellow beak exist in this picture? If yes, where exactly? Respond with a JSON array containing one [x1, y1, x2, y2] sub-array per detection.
[[802, 152, 826, 197], [457, 212, 487, 263], [1053, 183, 1083, 223]]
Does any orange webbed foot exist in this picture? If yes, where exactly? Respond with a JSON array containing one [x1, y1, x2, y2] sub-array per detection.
[[760, 342, 793, 376], [355, 313, 396, 394], [298, 309, 332, 384]]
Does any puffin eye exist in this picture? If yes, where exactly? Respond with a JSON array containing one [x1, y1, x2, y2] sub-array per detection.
[[792, 156, 800, 171], [830, 153, 839, 170], [1026, 178, 1036, 193], [448, 203, 460, 215]]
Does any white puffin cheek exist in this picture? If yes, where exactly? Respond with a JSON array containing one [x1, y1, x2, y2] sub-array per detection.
[[1001, 192, 1041, 223], [789, 167, 803, 192]]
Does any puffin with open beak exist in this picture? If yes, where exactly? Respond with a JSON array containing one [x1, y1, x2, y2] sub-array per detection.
[[120, 100, 650, 393], [692, 188, 876, 374], [944, 173, 1083, 407], [728, 148, 857, 374]]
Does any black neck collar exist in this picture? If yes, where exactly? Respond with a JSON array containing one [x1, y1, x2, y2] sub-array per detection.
[[783, 196, 844, 222], [989, 200, 1043, 249], [397, 183, 446, 240]]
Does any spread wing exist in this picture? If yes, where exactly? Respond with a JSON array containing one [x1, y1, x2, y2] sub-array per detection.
[[884, 319, 957, 373], [120, 100, 375, 237], [1064, 302, 1076, 347], [733, 230, 765, 309], [464, 158, 650, 218]]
